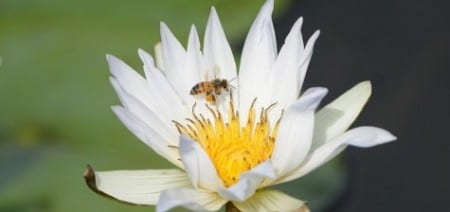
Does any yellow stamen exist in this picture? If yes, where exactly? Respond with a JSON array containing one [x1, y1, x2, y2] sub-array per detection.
[[176, 95, 283, 187]]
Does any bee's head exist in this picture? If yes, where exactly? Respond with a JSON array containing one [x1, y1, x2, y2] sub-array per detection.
[[221, 79, 229, 89]]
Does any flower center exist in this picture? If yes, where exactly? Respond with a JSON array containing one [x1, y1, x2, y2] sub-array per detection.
[[174, 96, 283, 187]]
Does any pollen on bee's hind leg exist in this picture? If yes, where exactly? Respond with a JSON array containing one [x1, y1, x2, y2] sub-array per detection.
[[205, 93, 216, 104]]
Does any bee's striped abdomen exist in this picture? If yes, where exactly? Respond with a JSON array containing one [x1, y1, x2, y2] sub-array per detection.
[[190, 83, 201, 95]]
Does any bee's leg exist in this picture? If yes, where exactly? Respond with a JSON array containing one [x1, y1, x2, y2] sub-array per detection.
[[206, 94, 216, 104], [205, 91, 216, 104]]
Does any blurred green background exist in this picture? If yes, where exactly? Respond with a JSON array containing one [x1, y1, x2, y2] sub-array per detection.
[[0, 0, 344, 211]]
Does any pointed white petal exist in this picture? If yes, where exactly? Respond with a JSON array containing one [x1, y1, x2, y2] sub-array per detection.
[[271, 87, 328, 178], [108, 54, 184, 128], [110, 78, 177, 145], [340, 126, 397, 148], [154, 42, 164, 71], [218, 161, 275, 202], [138, 49, 189, 117], [157, 187, 227, 212], [312, 81, 372, 150], [138, 48, 157, 72], [233, 190, 305, 212], [160, 23, 191, 102], [84, 166, 190, 205], [107, 54, 152, 107], [277, 126, 396, 183], [187, 25, 204, 84], [112, 106, 183, 168], [179, 135, 224, 191], [204, 7, 237, 80], [239, 0, 277, 113], [296, 30, 320, 94], [268, 17, 304, 107]]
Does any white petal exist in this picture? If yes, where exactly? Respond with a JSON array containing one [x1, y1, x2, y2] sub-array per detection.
[[312, 81, 372, 150], [179, 135, 224, 191], [107, 54, 152, 108], [108, 54, 184, 128], [267, 28, 320, 109], [296, 30, 320, 94], [160, 23, 191, 102], [267, 17, 304, 107], [271, 87, 328, 178], [154, 42, 164, 71], [84, 166, 190, 205], [233, 190, 305, 212], [340, 126, 397, 148], [218, 161, 275, 202], [157, 187, 227, 212], [187, 25, 204, 84], [110, 78, 177, 145], [112, 106, 183, 168], [239, 0, 277, 114], [277, 126, 396, 183], [204, 7, 237, 80], [138, 48, 188, 119]]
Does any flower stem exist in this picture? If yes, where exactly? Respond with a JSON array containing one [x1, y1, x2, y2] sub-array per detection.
[[225, 202, 241, 212]]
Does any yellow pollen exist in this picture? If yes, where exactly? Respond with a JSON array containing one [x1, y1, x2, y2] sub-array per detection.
[[174, 95, 283, 187]]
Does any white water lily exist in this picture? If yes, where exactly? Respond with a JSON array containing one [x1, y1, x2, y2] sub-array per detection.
[[84, 0, 396, 211]]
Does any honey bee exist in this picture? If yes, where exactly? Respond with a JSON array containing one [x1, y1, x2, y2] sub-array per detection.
[[190, 78, 233, 104]]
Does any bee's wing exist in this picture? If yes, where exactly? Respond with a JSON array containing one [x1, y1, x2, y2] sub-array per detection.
[[204, 71, 209, 81], [213, 65, 221, 78]]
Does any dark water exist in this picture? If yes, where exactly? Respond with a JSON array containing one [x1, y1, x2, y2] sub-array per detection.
[[274, 0, 450, 211]]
